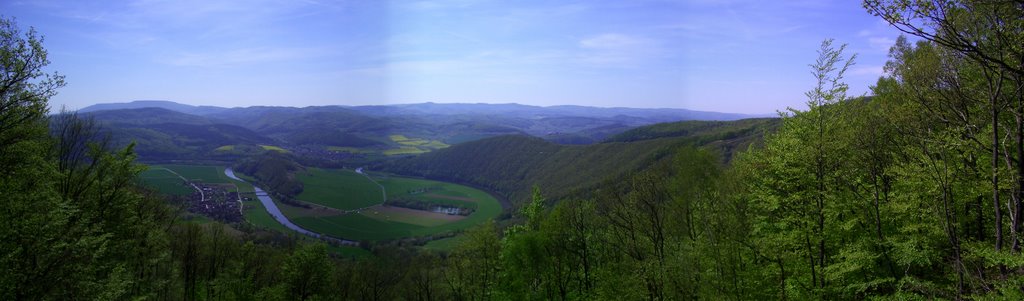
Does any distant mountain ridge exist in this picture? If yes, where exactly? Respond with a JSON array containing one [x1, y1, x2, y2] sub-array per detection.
[[75, 100, 775, 162], [78, 100, 229, 116], [78, 107, 275, 161], [77, 100, 766, 121]]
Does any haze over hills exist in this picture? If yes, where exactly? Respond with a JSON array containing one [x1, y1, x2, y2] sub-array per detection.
[[77, 100, 771, 162], [77, 100, 230, 116], [78, 100, 766, 121], [76, 99, 780, 203]]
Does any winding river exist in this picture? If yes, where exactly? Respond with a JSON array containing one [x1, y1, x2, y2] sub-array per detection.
[[225, 168, 355, 244]]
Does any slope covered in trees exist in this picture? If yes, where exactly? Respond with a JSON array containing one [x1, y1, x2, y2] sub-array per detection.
[[382, 118, 778, 205], [82, 107, 278, 161], [233, 151, 305, 198]]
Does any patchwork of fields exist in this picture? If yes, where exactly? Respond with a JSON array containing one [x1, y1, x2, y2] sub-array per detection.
[[323, 134, 450, 157], [142, 164, 502, 243], [287, 169, 502, 241]]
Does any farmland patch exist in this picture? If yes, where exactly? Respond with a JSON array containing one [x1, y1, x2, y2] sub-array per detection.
[[361, 205, 465, 227], [296, 168, 384, 210]]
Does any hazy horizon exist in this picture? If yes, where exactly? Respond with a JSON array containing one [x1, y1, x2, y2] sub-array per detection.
[[4, 0, 902, 115], [79, 98, 778, 114]]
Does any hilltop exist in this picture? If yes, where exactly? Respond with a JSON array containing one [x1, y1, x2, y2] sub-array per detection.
[[381, 117, 780, 205], [77, 100, 770, 162]]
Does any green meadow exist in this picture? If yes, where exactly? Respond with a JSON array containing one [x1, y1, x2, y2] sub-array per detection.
[[296, 168, 384, 210], [285, 169, 502, 241]]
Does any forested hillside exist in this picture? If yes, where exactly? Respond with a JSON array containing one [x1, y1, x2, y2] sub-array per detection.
[[81, 107, 278, 161], [233, 152, 305, 198], [382, 118, 778, 205], [80, 100, 759, 161]]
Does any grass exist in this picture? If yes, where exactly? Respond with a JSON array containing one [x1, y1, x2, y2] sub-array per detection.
[[160, 164, 232, 182], [148, 165, 503, 242], [383, 146, 428, 156], [376, 176, 470, 201], [358, 205, 458, 227], [243, 202, 291, 233], [398, 139, 427, 146], [285, 170, 502, 241], [418, 197, 477, 210], [321, 135, 446, 157], [292, 213, 425, 241], [386, 135, 447, 154], [372, 175, 502, 237], [138, 168, 193, 196], [259, 144, 288, 153], [296, 168, 384, 210]]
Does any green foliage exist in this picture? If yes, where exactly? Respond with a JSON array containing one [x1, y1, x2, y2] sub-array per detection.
[[234, 151, 305, 198], [606, 118, 779, 143], [85, 108, 275, 161], [422, 235, 465, 251], [0, 17, 64, 156], [384, 117, 776, 207], [0, 17, 169, 300], [281, 243, 333, 300]]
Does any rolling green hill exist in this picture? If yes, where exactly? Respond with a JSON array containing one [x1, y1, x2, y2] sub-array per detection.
[[605, 117, 780, 143], [381, 118, 780, 205], [233, 151, 305, 198], [82, 107, 280, 161], [85, 107, 214, 125], [78, 102, 776, 164]]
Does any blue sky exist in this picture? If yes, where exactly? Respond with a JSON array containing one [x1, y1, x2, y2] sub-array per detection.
[[3, 0, 902, 114]]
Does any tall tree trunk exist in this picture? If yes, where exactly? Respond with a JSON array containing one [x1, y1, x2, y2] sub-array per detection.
[[993, 90, 1007, 277], [1013, 93, 1024, 253], [777, 258, 787, 301], [805, 234, 817, 289]]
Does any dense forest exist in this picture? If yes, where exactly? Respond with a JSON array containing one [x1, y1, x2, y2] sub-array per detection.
[[3, 1, 1024, 300], [381, 118, 777, 204], [234, 152, 306, 199]]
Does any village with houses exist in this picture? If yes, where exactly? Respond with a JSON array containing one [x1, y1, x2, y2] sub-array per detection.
[[185, 182, 244, 223]]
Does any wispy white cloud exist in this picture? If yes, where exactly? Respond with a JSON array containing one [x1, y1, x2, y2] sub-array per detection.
[[6, 0, 901, 113], [402, 0, 486, 10], [851, 65, 885, 76], [164, 47, 332, 67], [579, 33, 646, 50], [577, 33, 663, 67], [868, 36, 895, 52]]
